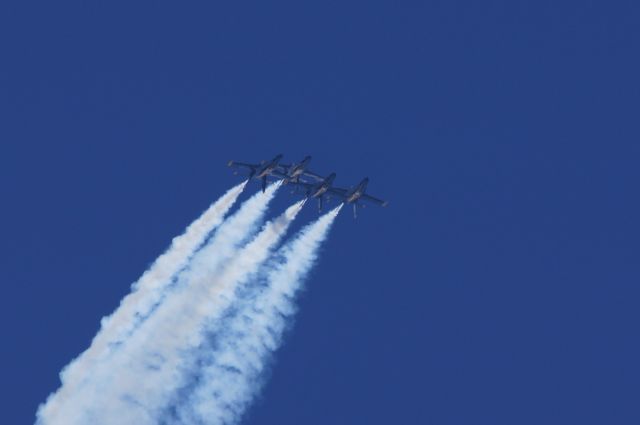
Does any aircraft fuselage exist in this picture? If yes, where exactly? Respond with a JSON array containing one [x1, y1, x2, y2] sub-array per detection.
[[286, 156, 311, 180], [344, 178, 369, 203], [311, 185, 329, 197], [309, 172, 336, 198], [256, 154, 283, 178]]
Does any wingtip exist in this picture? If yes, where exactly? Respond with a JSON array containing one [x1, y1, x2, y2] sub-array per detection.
[[228, 160, 234, 167], [382, 201, 389, 207]]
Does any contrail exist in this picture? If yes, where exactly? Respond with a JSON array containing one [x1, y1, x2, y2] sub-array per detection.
[[37, 189, 303, 425], [37, 182, 277, 425], [37, 181, 247, 419], [172, 205, 342, 425]]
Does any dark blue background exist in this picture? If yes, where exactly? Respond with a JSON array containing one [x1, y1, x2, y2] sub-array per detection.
[[2, 1, 639, 424]]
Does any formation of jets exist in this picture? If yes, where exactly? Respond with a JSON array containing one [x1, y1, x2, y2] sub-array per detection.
[[228, 154, 388, 218]]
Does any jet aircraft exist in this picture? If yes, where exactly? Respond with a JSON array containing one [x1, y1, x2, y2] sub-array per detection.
[[291, 172, 337, 210], [275, 156, 324, 184], [329, 178, 388, 218], [227, 155, 388, 218], [228, 154, 284, 192]]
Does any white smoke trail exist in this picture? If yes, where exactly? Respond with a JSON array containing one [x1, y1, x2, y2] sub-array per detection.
[[37, 181, 246, 418], [36, 182, 276, 425], [174, 205, 342, 425], [37, 189, 303, 425]]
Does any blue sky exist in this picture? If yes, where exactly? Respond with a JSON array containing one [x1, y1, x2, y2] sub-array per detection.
[[2, 1, 639, 424]]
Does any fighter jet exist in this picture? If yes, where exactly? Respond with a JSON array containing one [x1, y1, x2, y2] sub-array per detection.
[[228, 154, 284, 192], [329, 178, 388, 218], [291, 172, 337, 211], [275, 156, 324, 184]]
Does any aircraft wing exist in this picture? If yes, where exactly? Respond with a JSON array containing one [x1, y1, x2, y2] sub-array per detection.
[[361, 193, 388, 207], [291, 181, 314, 190], [274, 164, 325, 182], [328, 187, 349, 198], [228, 160, 258, 170], [302, 170, 326, 181], [270, 168, 289, 178]]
